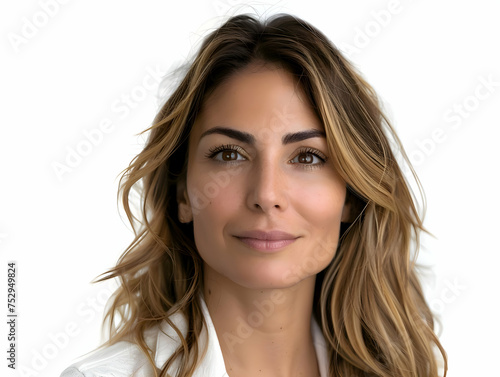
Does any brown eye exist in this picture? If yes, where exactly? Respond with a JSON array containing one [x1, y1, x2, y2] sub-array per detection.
[[222, 150, 238, 161], [205, 144, 246, 163], [297, 152, 314, 164], [290, 151, 324, 165]]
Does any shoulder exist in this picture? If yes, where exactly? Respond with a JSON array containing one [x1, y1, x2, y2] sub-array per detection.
[[59, 314, 187, 377], [59, 295, 226, 377], [59, 326, 160, 377]]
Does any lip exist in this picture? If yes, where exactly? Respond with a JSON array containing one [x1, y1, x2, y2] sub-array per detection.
[[234, 230, 300, 252]]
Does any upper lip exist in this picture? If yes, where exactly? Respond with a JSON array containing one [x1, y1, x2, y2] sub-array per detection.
[[234, 230, 299, 241]]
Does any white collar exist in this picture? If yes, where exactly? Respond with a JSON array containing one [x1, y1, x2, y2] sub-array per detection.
[[154, 294, 329, 377]]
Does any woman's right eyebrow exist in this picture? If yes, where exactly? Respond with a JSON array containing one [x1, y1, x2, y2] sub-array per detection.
[[200, 126, 325, 145]]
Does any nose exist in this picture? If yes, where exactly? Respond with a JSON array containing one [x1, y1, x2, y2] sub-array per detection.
[[246, 157, 288, 213]]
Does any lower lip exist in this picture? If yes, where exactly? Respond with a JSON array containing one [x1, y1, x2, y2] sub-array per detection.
[[236, 237, 298, 251]]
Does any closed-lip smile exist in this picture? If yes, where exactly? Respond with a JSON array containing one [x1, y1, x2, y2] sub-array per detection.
[[234, 230, 300, 251]]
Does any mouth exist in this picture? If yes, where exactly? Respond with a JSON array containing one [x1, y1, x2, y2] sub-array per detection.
[[233, 230, 300, 252], [235, 237, 298, 251]]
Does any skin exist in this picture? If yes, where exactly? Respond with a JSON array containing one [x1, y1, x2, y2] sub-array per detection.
[[178, 63, 349, 377]]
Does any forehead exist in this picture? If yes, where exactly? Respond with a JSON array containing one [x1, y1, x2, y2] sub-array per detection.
[[192, 64, 323, 139]]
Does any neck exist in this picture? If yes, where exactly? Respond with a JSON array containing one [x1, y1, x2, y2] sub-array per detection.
[[203, 264, 320, 377]]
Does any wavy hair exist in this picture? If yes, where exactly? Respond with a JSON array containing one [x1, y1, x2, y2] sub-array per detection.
[[96, 13, 447, 377]]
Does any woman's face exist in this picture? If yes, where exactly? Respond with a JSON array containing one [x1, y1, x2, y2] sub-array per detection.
[[179, 64, 349, 290]]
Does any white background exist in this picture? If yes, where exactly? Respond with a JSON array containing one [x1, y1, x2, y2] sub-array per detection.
[[1, 0, 499, 376]]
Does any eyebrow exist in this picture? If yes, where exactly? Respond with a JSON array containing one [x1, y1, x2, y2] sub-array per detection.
[[199, 126, 326, 145]]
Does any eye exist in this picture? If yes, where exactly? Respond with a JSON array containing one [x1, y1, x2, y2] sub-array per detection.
[[289, 147, 327, 168], [205, 144, 246, 162]]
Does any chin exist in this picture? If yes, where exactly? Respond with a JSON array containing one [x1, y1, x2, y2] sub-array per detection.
[[222, 262, 318, 291]]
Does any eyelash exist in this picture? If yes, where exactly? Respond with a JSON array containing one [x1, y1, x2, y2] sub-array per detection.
[[204, 144, 328, 170]]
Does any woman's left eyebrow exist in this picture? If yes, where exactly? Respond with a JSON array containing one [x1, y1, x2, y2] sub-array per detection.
[[200, 126, 325, 145]]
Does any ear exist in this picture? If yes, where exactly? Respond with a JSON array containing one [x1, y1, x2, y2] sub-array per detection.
[[341, 199, 352, 223], [341, 186, 366, 223], [341, 187, 354, 223], [177, 179, 193, 223]]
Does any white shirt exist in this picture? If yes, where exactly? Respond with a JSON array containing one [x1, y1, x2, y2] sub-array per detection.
[[60, 295, 329, 377]]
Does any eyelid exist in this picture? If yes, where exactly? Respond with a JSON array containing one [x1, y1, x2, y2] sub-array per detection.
[[204, 144, 248, 162], [204, 144, 328, 167], [292, 147, 328, 163]]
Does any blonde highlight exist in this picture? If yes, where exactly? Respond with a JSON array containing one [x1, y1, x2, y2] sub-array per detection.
[[93, 13, 446, 377]]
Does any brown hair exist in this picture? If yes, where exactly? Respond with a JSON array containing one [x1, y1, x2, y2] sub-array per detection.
[[96, 13, 447, 377]]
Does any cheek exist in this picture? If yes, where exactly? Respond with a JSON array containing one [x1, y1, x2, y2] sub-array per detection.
[[285, 181, 345, 280], [295, 178, 346, 223], [187, 168, 243, 249], [188, 173, 245, 281], [189, 177, 241, 218]]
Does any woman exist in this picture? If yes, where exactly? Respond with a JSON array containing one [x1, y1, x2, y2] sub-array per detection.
[[61, 13, 447, 377]]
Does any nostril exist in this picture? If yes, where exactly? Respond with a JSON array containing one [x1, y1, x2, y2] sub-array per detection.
[[253, 203, 280, 210]]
